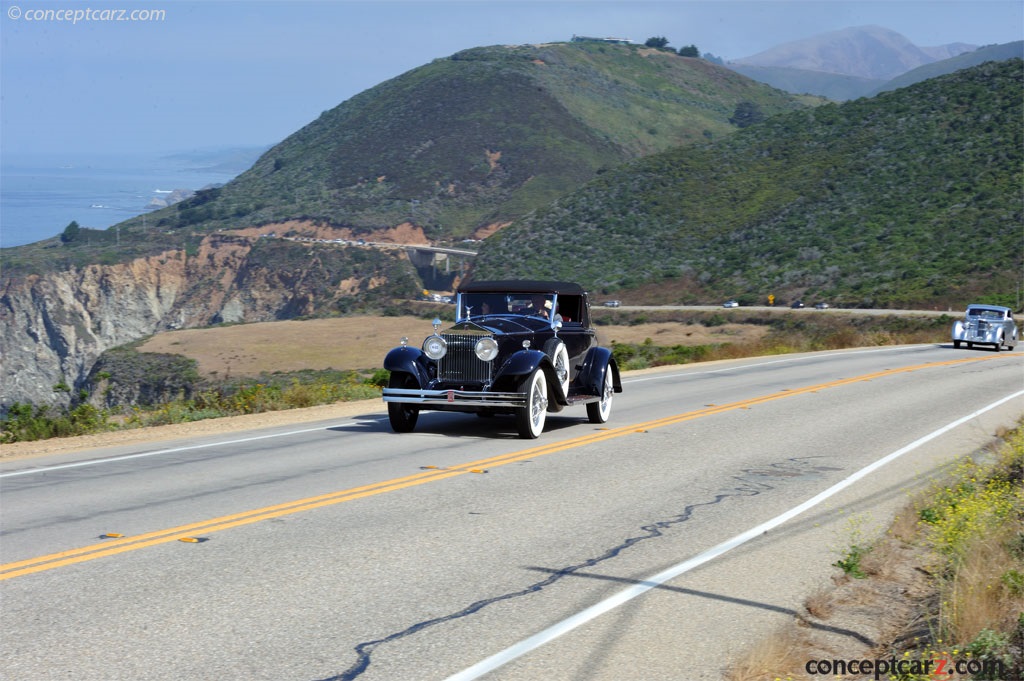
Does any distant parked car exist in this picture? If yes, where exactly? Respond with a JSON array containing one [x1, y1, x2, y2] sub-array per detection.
[[722, 300, 739, 308], [382, 280, 622, 438], [790, 300, 805, 309], [814, 302, 830, 310], [951, 304, 1018, 352], [602, 300, 621, 307]]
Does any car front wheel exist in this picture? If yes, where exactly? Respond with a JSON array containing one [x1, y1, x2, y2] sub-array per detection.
[[387, 372, 420, 433], [544, 340, 570, 398], [587, 367, 614, 424], [516, 368, 548, 439]]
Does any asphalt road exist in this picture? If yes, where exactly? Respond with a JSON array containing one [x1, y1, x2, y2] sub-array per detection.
[[2, 344, 1022, 681]]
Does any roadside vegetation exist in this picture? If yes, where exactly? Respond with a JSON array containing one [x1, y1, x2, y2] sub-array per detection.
[[604, 308, 951, 370], [727, 424, 1024, 681], [0, 309, 952, 443], [0, 369, 386, 444]]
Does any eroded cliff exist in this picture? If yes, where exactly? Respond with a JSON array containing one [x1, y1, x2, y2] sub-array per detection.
[[0, 231, 418, 412]]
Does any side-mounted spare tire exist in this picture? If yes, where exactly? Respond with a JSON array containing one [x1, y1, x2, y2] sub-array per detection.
[[542, 338, 570, 402]]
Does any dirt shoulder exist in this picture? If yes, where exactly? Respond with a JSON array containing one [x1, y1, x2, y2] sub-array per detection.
[[0, 398, 384, 461]]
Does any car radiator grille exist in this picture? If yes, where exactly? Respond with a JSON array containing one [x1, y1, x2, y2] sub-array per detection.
[[438, 333, 492, 383]]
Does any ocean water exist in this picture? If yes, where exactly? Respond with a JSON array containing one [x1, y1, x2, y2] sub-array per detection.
[[1, 151, 252, 248]]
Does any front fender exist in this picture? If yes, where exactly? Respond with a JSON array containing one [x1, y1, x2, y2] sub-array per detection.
[[495, 349, 547, 380], [383, 346, 431, 387], [490, 349, 554, 394], [576, 347, 622, 396]]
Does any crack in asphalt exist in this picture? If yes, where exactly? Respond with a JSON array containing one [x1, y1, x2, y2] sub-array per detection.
[[315, 457, 839, 681]]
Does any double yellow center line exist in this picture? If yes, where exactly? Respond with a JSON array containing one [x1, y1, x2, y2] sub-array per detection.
[[2, 354, 1013, 581]]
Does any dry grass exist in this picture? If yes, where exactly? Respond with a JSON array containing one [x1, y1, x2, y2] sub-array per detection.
[[139, 316, 431, 377], [724, 627, 807, 681], [948, 523, 1024, 643], [139, 315, 770, 378], [595, 321, 769, 347], [888, 495, 927, 544], [803, 588, 834, 621]]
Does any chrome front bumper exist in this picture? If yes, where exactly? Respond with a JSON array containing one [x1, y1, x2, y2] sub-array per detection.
[[953, 328, 998, 342], [383, 387, 526, 409]]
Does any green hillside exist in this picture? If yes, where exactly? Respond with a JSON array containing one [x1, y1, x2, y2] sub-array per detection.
[[172, 43, 809, 238], [2, 42, 811, 277], [473, 59, 1024, 309]]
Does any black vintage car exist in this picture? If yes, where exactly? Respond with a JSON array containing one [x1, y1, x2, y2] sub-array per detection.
[[382, 280, 622, 438]]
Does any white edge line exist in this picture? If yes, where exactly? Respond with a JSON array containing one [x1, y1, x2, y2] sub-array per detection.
[[443, 389, 1024, 681], [0, 421, 370, 478]]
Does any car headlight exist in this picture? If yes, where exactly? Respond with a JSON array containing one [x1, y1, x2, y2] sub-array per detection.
[[474, 337, 498, 362], [423, 335, 447, 360]]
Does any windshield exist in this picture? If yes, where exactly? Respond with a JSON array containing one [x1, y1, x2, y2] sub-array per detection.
[[458, 292, 558, 322], [966, 308, 1004, 320]]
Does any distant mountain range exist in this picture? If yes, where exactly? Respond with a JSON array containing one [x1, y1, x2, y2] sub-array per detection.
[[734, 25, 973, 80], [871, 40, 1024, 95], [727, 25, 1022, 100]]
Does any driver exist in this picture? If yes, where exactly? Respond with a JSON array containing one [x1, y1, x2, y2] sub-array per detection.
[[528, 294, 562, 322]]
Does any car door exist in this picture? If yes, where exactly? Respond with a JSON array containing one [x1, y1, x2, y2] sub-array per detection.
[[554, 294, 596, 378]]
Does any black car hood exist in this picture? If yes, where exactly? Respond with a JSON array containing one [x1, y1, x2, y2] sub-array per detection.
[[448, 315, 550, 335]]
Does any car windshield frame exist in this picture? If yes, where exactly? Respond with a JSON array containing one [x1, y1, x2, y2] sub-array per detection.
[[457, 291, 559, 324], [966, 306, 1007, 320]]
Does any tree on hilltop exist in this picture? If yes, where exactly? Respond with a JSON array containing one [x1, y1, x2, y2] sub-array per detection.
[[644, 36, 669, 48], [61, 221, 81, 243]]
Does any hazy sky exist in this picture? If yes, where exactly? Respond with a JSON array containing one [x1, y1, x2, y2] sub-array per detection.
[[2, 0, 1022, 155]]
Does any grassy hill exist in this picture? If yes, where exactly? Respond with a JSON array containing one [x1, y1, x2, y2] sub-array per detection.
[[1, 42, 811, 278], [472, 59, 1023, 309], [166, 43, 810, 237]]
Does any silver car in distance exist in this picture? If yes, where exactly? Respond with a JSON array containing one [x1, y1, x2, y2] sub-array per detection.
[[951, 304, 1018, 351]]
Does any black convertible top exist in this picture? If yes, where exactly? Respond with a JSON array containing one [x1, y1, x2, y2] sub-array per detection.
[[458, 280, 586, 295]]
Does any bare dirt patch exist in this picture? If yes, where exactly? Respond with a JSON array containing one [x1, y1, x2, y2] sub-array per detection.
[[471, 221, 511, 240], [227, 220, 428, 244]]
